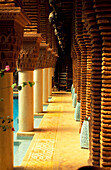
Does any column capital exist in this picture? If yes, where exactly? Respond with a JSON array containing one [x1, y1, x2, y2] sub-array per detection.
[[0, 7, 31, 72], [0, 7, 30, 27], [47, 47, 53, 53], [23, 32, 42, 41], [17, 32, 42, 72], [52, 52, 59, 68], [45, 48, 53, 68], [35, 43, 49, 69], [0, 0, 22, 8], [40, 42, 49, 49]]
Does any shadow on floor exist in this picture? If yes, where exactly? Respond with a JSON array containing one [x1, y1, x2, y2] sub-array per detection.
[[52, 92, 71, 95], [14, 167, 24, 170], [43, 110, 74, 114], [50, 101, 72, 103], [33, 126, 78, 132]]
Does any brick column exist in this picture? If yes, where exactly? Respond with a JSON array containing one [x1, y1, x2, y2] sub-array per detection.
[[94, 1, 111, 169], [47, 48, 54, 96], [76, 0, 87, 125], [71, 48, 77, 108], [83, 0, 102, 166], [74, 43, 81, 121]]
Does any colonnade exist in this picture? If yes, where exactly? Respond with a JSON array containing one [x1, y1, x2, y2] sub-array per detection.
[[71, 0, 111, 169], [0, 1, 58, 169], [17, 37, 57, 132], [18, 67, 54, 132], [2, 0, 111, 169], [0, 42, 56, 170]]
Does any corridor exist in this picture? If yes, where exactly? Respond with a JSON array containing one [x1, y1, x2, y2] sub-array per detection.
[[15, 91, 89, 170]]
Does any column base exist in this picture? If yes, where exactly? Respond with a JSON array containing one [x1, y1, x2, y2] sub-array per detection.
[[72, 87, 75, 99], [16, 131, 35, 140], [72, 93, 77, 108], [88, 158, 92, 165], [71, 84, 73, 93], [80, 119, 89, 149], [74, 102, 80, 121], [34, 113, 44, 116], [43, 68, 48, 103]]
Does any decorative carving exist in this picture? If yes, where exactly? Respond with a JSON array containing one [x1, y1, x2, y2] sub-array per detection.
[[35, 43, 49, 69], [45, 48, 53, 68], [52, 53, 58, 68], [17, 32, 42, 72], [0, 0, 22, 7], [0, 7, 30, 71]]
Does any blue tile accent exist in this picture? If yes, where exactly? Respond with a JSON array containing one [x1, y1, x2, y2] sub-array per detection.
[[80, 119, 89, 149], [71, 84, 73, 93], [74, 102, 80, 121], [72, 93, 77, 108], [13, 97, 44, 166], [72, 88, 75, 99]]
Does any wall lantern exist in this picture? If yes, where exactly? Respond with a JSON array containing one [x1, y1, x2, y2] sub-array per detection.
[[54, 29, 58, 35], [48, 11, 55, 23], [59, 40, 62, 45]]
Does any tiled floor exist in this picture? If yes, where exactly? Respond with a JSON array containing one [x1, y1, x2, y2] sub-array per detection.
[[14, 91, 89, 170]]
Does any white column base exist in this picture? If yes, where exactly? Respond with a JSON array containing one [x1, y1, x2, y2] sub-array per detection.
[[19, 71, 33, 132], [43, 68, 48, 103], [48, 67, 52, 96], [34, 69, 43, 113]]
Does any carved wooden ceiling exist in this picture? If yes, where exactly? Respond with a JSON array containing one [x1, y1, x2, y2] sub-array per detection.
[[0, 0, 73, 53]]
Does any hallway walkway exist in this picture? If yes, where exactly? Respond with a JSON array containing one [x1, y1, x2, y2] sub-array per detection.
[[15, 91, 89, 170]]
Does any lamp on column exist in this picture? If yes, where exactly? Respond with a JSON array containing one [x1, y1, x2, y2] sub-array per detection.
[[54, 28, 58, 35], [49, 11, 55, 23]]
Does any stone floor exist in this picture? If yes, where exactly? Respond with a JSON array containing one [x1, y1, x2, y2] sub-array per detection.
[[14, 91, 89, 170]]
